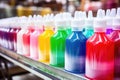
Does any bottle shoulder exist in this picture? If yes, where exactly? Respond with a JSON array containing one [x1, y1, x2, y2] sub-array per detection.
[[51, 30, 68, 39], [110, 31, 120, 41], [67, 32, 87, 41], [87, 33, 113, 44]]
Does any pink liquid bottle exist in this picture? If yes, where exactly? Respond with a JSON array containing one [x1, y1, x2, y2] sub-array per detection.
[[23, 15, 34, 57], [106, 8, 116, 35], [110, 8, 120, 79], [17, 16, 28, 54], [86, 9, 114, 80], [30, 15, 43, 60]]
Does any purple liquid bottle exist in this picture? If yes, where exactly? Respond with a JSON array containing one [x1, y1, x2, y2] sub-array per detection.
[[106, 8, 116, 35], [110, 8, 120, 79]]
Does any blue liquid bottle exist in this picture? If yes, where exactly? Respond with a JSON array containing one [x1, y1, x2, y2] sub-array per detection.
[[83, 11, 94, 38], [65, 11, 87, 73]]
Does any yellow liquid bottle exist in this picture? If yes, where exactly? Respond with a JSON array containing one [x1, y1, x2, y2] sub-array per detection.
[[38, 26, 54, 64]]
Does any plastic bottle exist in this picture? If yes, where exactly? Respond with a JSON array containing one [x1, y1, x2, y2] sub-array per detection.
[[12, 18, 21, 52], [0, 19, 8, 48], [63, 12, 72, 35], [8, 17, 21, 52], [30, 15, 43, 60], [65, 11, 87, 73], [38, 14, 54, 63], [106, 8, 116, 35], [5, 19, 11, 49], [83, 11, 94, 38], [86, 9, 114, 80], [110, 7, 120, 79], [50, 13, 69, 67], [81, 11, 86, 32], [1, 19, 9, 48], [17, 16, 28, 54], [23, 15, 34, 57]]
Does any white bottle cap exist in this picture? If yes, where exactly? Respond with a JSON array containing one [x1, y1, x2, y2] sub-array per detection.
[[85, 11, 93, 29], [54, 13, 67, 29], [106, 8, 116, 27], [35, 15, 43, 29], [19, 16, 28, 29], [8, 17, 18, 28], [27, 15, 34, 28], [71, 11, 86, 31], [106, 9, 110, 17], [62, 12, 72, 27], [113, 7, 120, 30], [12, 17, 20, 28], [44, 14, 54, 27], [94, 9, 106, 32]]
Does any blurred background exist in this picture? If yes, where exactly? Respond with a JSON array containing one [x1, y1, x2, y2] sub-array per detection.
[[0, 0, 120, 18]]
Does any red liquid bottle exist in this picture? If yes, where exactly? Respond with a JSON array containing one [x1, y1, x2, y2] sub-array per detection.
[[23, 16, 34, 57], [86, 9, 114, 80], [110, 8, 120, 79]]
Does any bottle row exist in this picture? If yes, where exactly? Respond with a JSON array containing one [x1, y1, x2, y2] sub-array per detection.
[[0, 7, 120, 80]]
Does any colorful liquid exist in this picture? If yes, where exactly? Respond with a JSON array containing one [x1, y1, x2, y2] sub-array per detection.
[[106, 28, 113, 35], [23, 28, 34, 56], [38, 28, 54, 63], [65, 31, 87, 73], [8, 28, 20, 51], [50, 28, 68, 67], [66, 27, 72, 35], [86, 32, 114, 80], [0, 28, 9, 48], [30, 29, 42, 60], [110, 30, 120, 79], [83, 28, 94, 39], [17, 29, 26, 54]]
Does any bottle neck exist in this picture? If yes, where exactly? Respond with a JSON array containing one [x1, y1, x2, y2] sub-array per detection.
[[72, 27, 83, 31], [45, 26, 53, 30], [94, 27, 106, 32], [95, 32, 106, 34], [113, 26, 120, 31], [57, 26, 66, 30]]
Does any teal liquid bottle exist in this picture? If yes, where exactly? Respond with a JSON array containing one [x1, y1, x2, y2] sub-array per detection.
[[65, 11, 87, 73], [66, 26, 72, 35], [50, 13, 69, 67], [83, 11, 94, 38]]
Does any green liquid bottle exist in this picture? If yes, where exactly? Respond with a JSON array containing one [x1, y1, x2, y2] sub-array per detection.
[[50, 13, 71, 67], [50, 27, 68, 67]]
